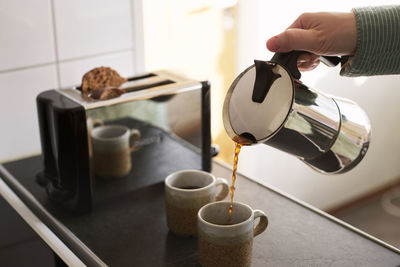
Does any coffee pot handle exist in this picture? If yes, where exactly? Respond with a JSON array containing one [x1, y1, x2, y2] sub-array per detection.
[[271, 51, 340, 80], [271, 50, 302, 79], [319, 55, 341, 67]]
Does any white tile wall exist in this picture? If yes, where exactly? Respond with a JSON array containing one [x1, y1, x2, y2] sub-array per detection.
[[53, 0, 133, 60], [0, 0, 55, 71], [0, 66, 58, 161], [58, 51, 135, 88], [0, 0, 144, 162]]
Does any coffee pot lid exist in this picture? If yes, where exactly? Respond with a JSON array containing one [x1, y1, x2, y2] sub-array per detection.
[[223, 60, 294, 144]]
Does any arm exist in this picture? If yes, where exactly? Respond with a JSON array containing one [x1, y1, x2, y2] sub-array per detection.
[[342, 5, 400, 76]]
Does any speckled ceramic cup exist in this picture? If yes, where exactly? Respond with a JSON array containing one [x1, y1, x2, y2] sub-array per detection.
[[91, 125, 140, 178], [197, 201, 268, 267], [165, 170, 229, 236]]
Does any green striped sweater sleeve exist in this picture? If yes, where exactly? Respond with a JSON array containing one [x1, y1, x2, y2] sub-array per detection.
[[340, 5, 400, 77]]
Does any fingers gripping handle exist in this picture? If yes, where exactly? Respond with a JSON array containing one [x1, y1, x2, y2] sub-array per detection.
[[270, 51, 340, 79], [215, 178, 230, 201], [253, 209, 268, 237]]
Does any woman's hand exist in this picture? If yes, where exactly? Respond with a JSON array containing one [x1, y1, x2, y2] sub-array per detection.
[[266, 12, 357, 71]]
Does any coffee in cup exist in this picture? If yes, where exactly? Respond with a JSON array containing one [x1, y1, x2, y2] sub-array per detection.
[[197, 201, 268, 267], [91, 125, 141, 178], [164, 170, 229, 236]]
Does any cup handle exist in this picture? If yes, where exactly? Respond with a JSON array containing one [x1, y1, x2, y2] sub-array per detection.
[[87, 118, 104, 130], [92, 119, 104, 128], [215, 178, 229, 201], [253, 209, 268, 237], [129, 129, 141, 152]]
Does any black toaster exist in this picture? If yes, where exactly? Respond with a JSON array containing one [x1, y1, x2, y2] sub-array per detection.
[[36, 70, 213, 213]]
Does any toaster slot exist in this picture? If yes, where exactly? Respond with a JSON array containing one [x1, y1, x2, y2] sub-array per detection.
[[122, 79, 174, 93], [127, 73, 156, 81]]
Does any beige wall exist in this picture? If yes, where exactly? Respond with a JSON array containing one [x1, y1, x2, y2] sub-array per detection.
[[142, 0, 237, 163], [142, 0, 400, 211]]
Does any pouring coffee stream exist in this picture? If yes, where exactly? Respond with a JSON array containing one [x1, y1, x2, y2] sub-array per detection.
[[224, 51, 371, 216]]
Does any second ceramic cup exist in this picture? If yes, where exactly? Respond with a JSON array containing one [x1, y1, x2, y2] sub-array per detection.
[[91, 125, 141, 178], [197, 201, 268, 267], [164, 169, 229, 236]]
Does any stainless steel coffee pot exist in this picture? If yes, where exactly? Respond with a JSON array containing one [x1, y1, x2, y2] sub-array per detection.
[[223, 51, 371, 174]]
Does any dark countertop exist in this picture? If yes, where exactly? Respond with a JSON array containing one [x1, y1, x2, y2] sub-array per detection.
[[0, 195, 57, 266], [212, 162, 400, 266], [1, 155, 399, 266]]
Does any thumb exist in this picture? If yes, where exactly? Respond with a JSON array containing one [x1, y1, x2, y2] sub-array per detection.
[[267, 28, 318, 53]]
